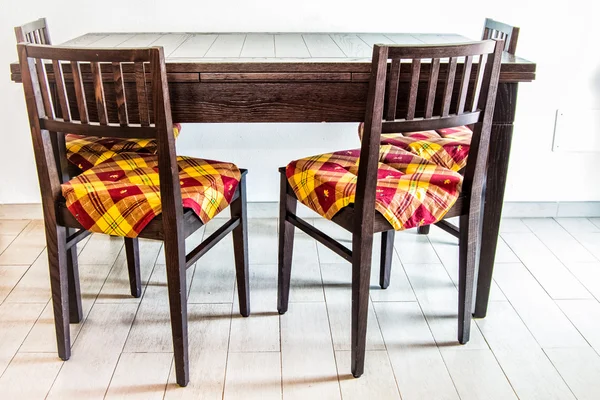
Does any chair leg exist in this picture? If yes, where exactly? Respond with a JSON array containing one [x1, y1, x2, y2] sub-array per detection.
[[458, 214, 477, 344], [231, 174, 250, 317], [351, 231, 374, 378], [124, 238, 142, 298], [277, 171, 297, 315], [47, 224, 71, 360], [66, 228, 83, 323], [417, 225, 431, 235], [164, 233, 189, 386], [379, 230, 394, 289]]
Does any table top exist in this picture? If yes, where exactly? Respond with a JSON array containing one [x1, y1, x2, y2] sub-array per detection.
[[10, 32, 536, 82]]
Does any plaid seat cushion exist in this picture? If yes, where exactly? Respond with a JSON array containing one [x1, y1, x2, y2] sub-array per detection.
[[66, 123, 182, 171], [61, 151, 240, 238], [286, 145, 463, 231], [358, 123, 472, 171]]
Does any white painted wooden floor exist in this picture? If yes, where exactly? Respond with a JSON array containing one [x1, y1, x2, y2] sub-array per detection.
[[1, 210, 600, 399]]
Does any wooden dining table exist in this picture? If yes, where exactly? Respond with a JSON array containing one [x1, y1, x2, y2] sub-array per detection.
[[9, 32, 536, 319]]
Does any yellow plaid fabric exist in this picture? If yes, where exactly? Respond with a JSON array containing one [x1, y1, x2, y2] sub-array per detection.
[[358, 123, 472, 171], [66, 123, 182, 171], [62, 151, 240, 238], [286, 145, 463, 231]]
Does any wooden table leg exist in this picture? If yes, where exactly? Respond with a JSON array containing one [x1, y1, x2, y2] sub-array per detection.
[[474, 82, 519, 318]]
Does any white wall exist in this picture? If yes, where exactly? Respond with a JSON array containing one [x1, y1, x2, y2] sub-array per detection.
[[1, 0, 599, 203]]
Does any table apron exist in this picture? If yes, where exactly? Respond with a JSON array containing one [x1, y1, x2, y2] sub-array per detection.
[[170, 81, 369, 123]]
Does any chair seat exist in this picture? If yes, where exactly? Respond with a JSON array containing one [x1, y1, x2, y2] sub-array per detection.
[[66, 123, 182, 171], [358, 123, 472, 171], [286, 144, 463, 231], [61, 151, 240, 238]]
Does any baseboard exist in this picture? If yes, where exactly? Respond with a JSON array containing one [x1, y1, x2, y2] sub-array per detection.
[[0, 203, 44, 219], [500, 201, 600, 218], [2, 201, 600, 220]]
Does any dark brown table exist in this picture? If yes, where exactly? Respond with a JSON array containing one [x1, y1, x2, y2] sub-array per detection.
[[10, 32, 536, 318]]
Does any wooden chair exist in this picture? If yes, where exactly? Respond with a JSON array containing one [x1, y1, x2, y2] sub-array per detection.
[[482, 18, 520, 55], [14, 18, 147, 322], [17, 43, 250, 387], [416, 18, 519, 235], [14, 18, 51, 44], [278, 40, 504, 377]]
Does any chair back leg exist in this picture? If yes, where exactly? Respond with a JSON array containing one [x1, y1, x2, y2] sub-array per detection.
[[417, 225, 431, 235], [277, 171, 297, 315], [231, 174, 250, 317], [125, 238, 142, 298], [379, 230, 395, 289], [66, 227, 83, 323]]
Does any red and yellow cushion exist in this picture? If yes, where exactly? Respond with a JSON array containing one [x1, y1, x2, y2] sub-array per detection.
[[61, 151, 240, 238], [358, 123, 472, 171], [286, 145, 463, 231], [66, 123, 182, 171]]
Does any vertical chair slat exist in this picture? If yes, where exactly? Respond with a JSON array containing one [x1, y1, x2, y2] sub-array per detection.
[[41, 18, 51, 44], [91, 62, 108, 125], [71, 61, 89, 124], [35, 59, 54, 119], [406, 59, 421, 120], [483, 28, 491, 40], [112, 62, 128, 125], [501, 33, 510, 51], [457, 56, 473, 114], [51, 60, 71, 121], [471, 54, 487, 112], [441, 57, 458, 117], [424, 58, 440, 118], [385, 59, 401, 121], [135, 62, 150, 126]]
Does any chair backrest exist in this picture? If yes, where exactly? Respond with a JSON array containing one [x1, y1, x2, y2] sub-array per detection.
[[356, 40, 504, 228], [15, 18, 52, 44], [17, 43, 181, 231], [482, 18, 519, 54]]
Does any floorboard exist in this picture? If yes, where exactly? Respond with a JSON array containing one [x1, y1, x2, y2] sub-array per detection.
[[0, 217, 596, 399]]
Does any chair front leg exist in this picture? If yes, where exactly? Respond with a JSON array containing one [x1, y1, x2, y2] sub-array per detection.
[[231, 174, 250, 317], [277, 171, 297, 315], [66, 228, 83, 323], [47, 224, 71, 360], [458, 213, 477, 344], [164, 233, 189, 387], [124, 237, 141, 298], [379, 230, 395, 289], [351, 230, 374, 378]]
